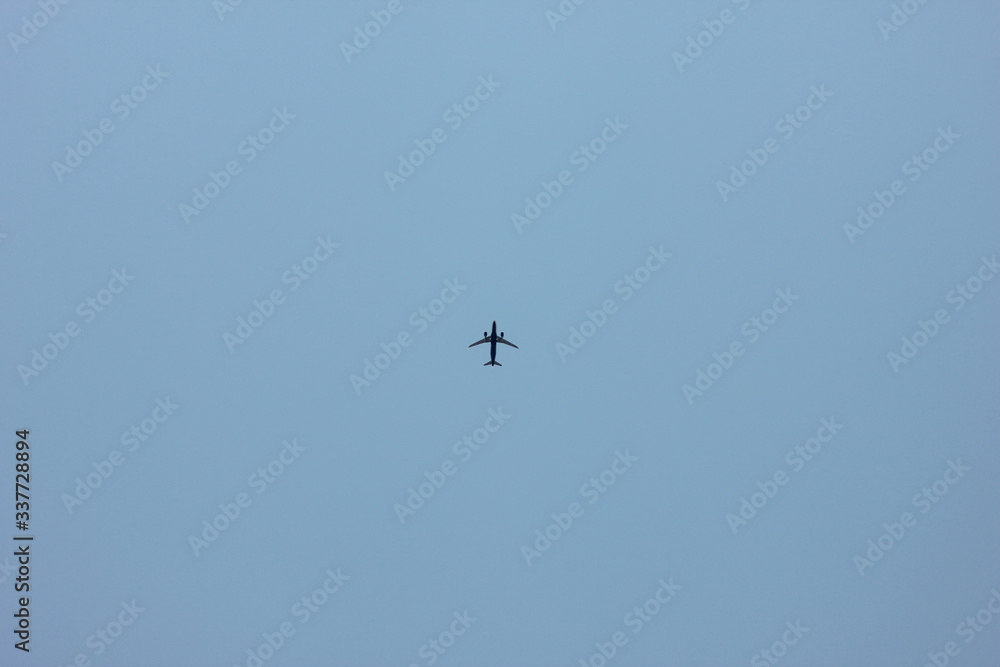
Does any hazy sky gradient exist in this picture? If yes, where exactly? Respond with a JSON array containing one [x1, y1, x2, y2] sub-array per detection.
[[1, 1, 998, 665]]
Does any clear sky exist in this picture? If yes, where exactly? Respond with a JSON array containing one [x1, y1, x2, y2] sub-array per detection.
[[1, 1, 999, 665]]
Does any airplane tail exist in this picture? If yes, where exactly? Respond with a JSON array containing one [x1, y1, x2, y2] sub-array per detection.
[[484, 360, 501, 366]]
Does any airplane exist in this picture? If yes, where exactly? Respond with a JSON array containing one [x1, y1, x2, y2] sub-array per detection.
[[468, 321, 518, 367]]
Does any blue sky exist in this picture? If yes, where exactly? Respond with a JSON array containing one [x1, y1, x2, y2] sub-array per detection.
[[1, 1, 998, 665]]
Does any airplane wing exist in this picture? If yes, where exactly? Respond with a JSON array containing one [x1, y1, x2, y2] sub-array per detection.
[[498, 337, 518, 349], [468, 337, 490, 348]]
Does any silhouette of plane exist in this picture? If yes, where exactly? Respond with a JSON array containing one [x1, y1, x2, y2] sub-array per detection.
[[469, 321, 518, 367]]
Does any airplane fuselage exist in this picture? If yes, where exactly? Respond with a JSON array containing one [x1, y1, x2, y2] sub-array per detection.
[[489, 321, 498, 363]]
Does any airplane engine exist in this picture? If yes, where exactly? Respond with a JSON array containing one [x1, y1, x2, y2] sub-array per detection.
[[501, 332, 504, 337], [484, 332, 488, 338]]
